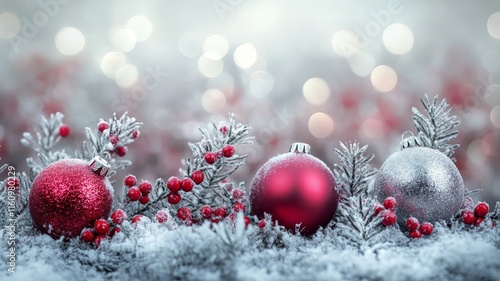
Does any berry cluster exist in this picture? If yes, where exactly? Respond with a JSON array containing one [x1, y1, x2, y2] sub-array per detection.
[[203, 144, 235, 165], [374, 197, 397, 226], [124, 175, 152, 205], [97, 120, 140, 157], [166, 175, 195, 205], [461, 201, 490, 226], [80, 218, 121, 248], [405, 217, 433, 239]]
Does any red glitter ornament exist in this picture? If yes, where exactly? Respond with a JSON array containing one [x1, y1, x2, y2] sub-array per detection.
[[29, 155, 113, 239], [250, 143, 339, 235]]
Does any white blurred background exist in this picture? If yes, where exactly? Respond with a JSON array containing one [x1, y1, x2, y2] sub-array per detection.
[[1, 0, 500, 205]]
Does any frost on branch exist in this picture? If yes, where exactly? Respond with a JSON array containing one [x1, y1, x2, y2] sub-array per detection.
[[75, 112, 143, 180], [334, 141, 383, 244], [125, 113, 252, 220], [412, 94, 460, 161]]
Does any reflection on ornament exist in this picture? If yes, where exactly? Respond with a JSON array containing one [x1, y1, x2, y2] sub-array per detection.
[[29, 157, 113, 239], [373, 135, 464, 225], [250, 143, 338, 235]]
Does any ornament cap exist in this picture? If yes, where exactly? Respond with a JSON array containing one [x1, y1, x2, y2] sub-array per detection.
[[89, 152, 111, 176], [400, 131, 422, 150], [289, 142, 311, 154]]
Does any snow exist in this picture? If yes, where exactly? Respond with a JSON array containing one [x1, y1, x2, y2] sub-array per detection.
[[1, 220, 500, 281]]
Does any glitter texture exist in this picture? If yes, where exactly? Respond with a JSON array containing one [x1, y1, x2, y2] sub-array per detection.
[[373, 147, 464, 226], [29, 159, 113, 239], [250, 151, 338, 235]]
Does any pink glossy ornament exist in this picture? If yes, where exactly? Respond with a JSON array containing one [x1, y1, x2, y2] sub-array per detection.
[[250, 143, 338, 235], [29, 155, 113, 239]]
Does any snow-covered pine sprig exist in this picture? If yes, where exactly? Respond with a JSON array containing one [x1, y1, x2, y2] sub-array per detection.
[[74, 112, 143, 180], [334, 141, 383, 243], [412, 94, 460, 161], [124, 113, 252, 221]]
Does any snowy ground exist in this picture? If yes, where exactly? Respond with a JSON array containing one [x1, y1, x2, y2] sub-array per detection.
[[1, 219, 500, 281]]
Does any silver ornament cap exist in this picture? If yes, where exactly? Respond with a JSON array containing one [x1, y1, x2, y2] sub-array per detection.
[[290, 142, 311, 154], [400, 131, 423, 150], [89, 152, 111, 177]]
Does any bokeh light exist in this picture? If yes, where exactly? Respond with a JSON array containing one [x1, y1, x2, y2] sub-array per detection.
[[383, 23, 414, 55], [100, 52, 126, 78], [202, 89, 226, 113], [303, 78, 330, 105], [490, 105, 500, 128], [126, 16, 153, 42], [361, 118, 384, 139], [203, 34, 229, 60], [198, 54, 223, 77], [0, 12, 20, 39], [487, 12, 500, 39], [233, 43, 257, 69], [114, 64, 138, 88], [308, 112, 334, 138], [55, 27, 85, 56], [371, 65, 398, 92], [112, 28, 137, 53], [332, 30, 360, 57]]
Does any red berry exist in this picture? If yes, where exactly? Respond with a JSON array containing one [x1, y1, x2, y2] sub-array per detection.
[[383, 197, 397, 210], [80, 229, 95, 243], [6, 177, 19, 188], [420, 222, 433, 235], [228, 213, 236, 221], [219, 124, 229, 135], [127, 187, 141, 201], [109, 134, 119, 145], [381, 210, 397, 226], [200, 205, 213, 219], [222, 145, 235, 157], [204, 152, 217, 164], [373, 203, 384, 215], [191, 170, 205, 185], [167, 192, 181, 204], [139, 181, 152, 195], [409, 229, 422, 239], [232, 189, 244, 200], [109, 227, 121, 237], [210, 217, 221, 224], [131, 214, 143, 224], [258, 220, 267, 229], [139, 195, 150, 205], [93, 235, 106, 248], [177, 207, 192, 221], [181, 178, 194, 192], [59, 124, 70, 137], [111, 209, 127, 224], [213, 207, 227, 218], [115, 146, 127, 157], [94, 219, 110, 235], [167, 176, 181, 192], [97, 121, 109, 133], [156, 211, 168, 223], [233, 202, 246, 213], [406, 217, 419, 231], [474, 202, 489, 218], [244, 216, 251, 227], [462, 210, 476, 225], [132, 129, 140, 138], [124, 175, 137, 187], [474, 217, 484, 226]]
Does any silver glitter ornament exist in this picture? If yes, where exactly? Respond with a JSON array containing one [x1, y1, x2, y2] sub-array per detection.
[[373, 135, 464, 226]]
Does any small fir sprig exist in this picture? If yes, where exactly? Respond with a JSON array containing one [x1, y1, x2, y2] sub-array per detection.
[[121, 113, 252, 224], [412, 94, 461, 161], [334, 141, 390, 243]]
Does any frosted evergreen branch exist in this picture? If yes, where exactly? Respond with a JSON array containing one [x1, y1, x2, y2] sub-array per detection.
[[412, 94, 461, 161], [127, 113, 252, 220]]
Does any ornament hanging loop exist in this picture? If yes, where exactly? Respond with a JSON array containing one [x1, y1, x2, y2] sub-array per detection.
[[400, 131, 423, 150], [290, 142, 311, 154], [89, 151, 112, 176]]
